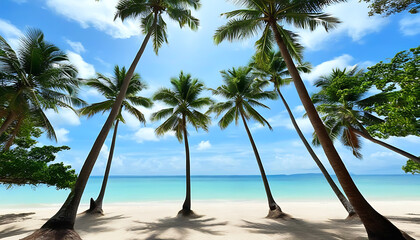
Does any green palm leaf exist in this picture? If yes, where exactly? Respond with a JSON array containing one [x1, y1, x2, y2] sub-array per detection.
[[152, 71, 211, 142]]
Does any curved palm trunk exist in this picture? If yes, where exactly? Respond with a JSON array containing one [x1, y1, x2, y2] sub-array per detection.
[[269, 21, 412, 239], [23, 14, 157, 240], [86, 120, 120, 215], [239, 110, 287, 218], [4, 116, 23, 150], [179, 114, 193, 216], [0, 112, 16, 137], [351, 127, 420, 164], [277, 88, 356, 217]]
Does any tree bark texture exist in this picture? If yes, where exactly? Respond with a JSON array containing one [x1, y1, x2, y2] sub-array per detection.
[[239, 109, 280, 212], [277, 88, 356, 217], [26, 15, 156, 234], [351, 127, 420, 164], [269, 21, 410, 239], [87, 120, 120, 214], [179, 114, 193, 216], [0, 112, 16, 137]]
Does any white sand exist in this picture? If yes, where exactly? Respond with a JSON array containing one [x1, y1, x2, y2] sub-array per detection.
[[1, 200, 419, 239]]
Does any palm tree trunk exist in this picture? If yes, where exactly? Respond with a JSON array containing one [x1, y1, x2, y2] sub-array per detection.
[[23, 14, 157, 238], [351, 127, 420, 164], [0, 112, 16, 137], [269, 21, 412, 239], [276, 88, 356, 217], [4, 116, 23, 150], [180, 114, 192, 216], [239, 109, 286, 218], [87, 119, 120, 214]]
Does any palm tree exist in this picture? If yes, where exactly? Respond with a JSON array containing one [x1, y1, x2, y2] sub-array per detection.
[[80, 65, 152, 214], [250, 52, 356, 218], [0, 29, 84, 150], [151, 72, 212, 217], [214, 1, 412, 238], [23, 1, 200, 239], [312, 67, 420, 163], [207, 67, 287, 218]]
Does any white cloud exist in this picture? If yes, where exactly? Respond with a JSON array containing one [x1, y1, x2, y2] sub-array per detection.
[[295, 0, 388, 51], [301, 54, 355, 83], [132, 127, 175, 143], [65, 39, 85, 53], [400, 15, 420, 36], [294, 105, 305, 113], [132, 127, 159, 143], [45, 108, 81, 127], [45, 0, 140, 39], [197, 140, 211, 150], [0, 18, 23, 49], [0, 18, 22, 38], [66, 51, 96, 78], [55, 128, 70, 143], [99, 144, 109, 160], [122, 109, 141, 129], [253, 112, 313, 134], [287, 117, 313, 134]]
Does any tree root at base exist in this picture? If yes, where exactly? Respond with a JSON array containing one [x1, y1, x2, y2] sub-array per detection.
[[266, 207, 292, 219], [21, 228, 82, 240], [83, 198, 104, 215], [177, 209, 201, 218]]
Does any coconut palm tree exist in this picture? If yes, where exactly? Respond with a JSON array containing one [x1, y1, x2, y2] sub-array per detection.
[[214, 1, 412, 238], [151, 71, 212, 217], [23, 1, 200, 239], [250, 51, 356, 218], [0, 29, 84, 150], [207, 67, 287, 218], [312, 67, 420, 163], [80, 65, 152, 214]]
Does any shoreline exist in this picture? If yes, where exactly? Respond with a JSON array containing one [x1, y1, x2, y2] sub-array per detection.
[[1, 200, 419, 239]]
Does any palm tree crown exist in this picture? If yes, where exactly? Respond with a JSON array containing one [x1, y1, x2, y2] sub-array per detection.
[[214, 0, 342, 61], [207, 67, 277, 129], [115, 0, 200, 54], [80, 65, 152, 123], [311, 67, 420, 164], [311, 67, 371, 158], [0, 28, 84, 143], [151, 71, 212, 140], [250, 51, 311, 90]]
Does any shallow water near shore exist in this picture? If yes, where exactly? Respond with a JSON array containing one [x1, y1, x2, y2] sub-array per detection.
[[1, 174, 419, 205]]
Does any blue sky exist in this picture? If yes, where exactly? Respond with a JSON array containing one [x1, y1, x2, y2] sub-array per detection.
[[1, 0, 419, 176]]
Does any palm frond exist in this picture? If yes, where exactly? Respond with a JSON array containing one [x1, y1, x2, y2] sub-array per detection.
[[214, 17, 264, 44], [79, 100, 114, 118], [123, 101, 146, 124]]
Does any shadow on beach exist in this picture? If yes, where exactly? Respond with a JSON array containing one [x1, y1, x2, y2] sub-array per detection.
[[240, 218, 367, 240], [387, 213, 420, 224], [129, 215, 228, 240], [0, 212, 35, 225], [0, 225, 33, 239], [0, 212, 36, 239], [75, 213, 128, 234]]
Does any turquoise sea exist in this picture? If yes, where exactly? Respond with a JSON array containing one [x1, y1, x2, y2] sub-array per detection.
[[1, 174, 419, 205]]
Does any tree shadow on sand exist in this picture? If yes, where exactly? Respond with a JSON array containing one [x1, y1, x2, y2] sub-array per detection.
[[387, 213, 420, 224], [240, 218, 367, 240], [74, 213, 128, 234], [0, 225, 33, 239], [0, 212, 35, 225], [129, 215, 228, 240]]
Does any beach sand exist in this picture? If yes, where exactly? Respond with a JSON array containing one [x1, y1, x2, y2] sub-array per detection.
[[1, 200, 419, 239]]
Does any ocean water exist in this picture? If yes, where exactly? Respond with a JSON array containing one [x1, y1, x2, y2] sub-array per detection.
[[0, 174, 419, 205]]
